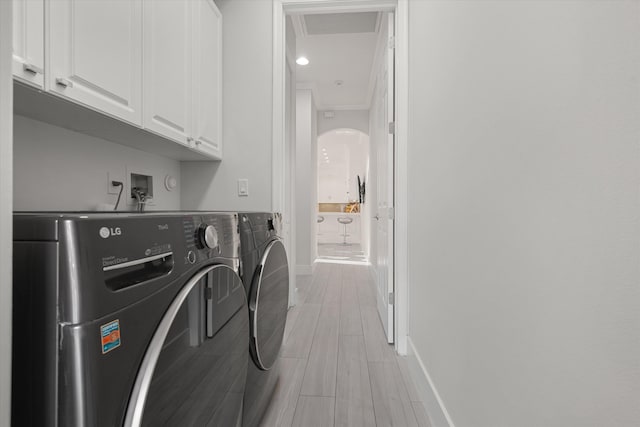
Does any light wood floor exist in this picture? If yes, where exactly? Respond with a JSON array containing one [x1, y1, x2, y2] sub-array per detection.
[[259, 261, 431, 427]]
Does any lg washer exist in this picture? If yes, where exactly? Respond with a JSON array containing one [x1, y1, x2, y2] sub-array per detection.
[[12, 211, 248, 426]]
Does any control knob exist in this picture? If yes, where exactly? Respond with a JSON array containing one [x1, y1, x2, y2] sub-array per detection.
[[197, 224, 219, 249]]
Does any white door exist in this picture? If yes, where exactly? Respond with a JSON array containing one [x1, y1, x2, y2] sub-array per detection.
[[191, 0, 222, 159], [48, 0, 142, 125], [12, 0, 44, 88], [376, 12, 395, 344], [143, 0, 192, 146]]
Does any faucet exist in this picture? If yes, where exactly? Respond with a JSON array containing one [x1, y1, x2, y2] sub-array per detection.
[[131, 187, 148, 212]]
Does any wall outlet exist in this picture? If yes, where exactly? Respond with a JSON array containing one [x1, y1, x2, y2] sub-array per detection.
[[238, 179, 249, 197], [107, 171, 125, 195]]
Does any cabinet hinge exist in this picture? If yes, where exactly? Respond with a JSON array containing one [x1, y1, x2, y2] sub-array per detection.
[[388, 121, 396, 135], [388, 292, 394, 305], [388, 207, 395, 220], [388, 36, 395, 50]]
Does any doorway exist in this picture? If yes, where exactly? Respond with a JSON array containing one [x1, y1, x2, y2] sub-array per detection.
[[273, 0, 409, 353], [317, 128, 369, 264]]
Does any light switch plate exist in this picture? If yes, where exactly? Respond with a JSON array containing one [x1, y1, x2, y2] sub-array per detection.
[[238, 179, 249, 197]]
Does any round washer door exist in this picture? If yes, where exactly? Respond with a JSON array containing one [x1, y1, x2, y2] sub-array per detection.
[[249, 239, 289, 370], [124, 264, 248, 427]]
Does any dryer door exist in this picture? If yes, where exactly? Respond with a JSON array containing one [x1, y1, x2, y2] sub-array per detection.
[[249, 239, 289, 370], [124, 264, 248, 427]]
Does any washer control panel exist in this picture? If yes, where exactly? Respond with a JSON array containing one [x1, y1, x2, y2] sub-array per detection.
[[198, 224, 219, 249]]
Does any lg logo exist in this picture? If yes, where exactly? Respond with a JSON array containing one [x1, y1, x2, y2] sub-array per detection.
[[99, 227, 122, 239]]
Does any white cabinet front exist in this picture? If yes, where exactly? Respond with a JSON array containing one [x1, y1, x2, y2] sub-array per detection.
[[12, 0, 45, 88], [191, 0, 222, 159], [48, 0, 142, 125], [143, 0, 192, 145]]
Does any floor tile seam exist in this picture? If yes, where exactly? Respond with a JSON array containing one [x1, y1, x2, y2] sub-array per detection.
[[335, 335, 377, 426], [333, 324, 344, 426], [297, 299, 332, 396], [372, 360, 421, 426], [309, 326, 341, 343], [363, 355, 381, 427], [297, 391, 337, 398], [337, 331, 364, 336], [395, 355, 422, 404], [281, 305, 323, 359], [301, 317, 340, 397], [291, 391, 304, 427], [410, 401, 431, 427]]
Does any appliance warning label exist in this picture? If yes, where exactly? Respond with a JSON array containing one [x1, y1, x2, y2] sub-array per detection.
[[100, 320, 121, 354]]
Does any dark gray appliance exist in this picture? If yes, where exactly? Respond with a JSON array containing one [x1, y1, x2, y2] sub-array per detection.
[[12, 211, 248, 427], [238, 212, 289, 426]]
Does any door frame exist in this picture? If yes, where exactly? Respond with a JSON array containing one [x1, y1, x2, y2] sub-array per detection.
[[272, 0, 409, 355], [0, 0, 12, 421]]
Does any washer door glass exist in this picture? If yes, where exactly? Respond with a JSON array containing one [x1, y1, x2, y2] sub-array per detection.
[[124, 264, 248, 427], [249, 239, 289, 370]]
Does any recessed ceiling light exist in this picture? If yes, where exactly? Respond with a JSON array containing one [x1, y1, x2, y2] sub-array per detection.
[[296, 56, 309, 66], [334, 80, 344, 86]]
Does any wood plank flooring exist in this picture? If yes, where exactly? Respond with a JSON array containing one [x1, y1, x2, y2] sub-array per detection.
[[259, 262, 431, 427]]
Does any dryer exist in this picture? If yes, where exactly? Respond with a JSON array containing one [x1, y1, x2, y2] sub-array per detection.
[[12, 211, 248, 427], [238, 212, 289, 426]]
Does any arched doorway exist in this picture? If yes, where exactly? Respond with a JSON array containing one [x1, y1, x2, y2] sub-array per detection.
[[316, 128, 370, 263]]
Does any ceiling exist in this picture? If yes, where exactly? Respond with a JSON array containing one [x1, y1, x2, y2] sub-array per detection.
[[291, 12, 382, 110]]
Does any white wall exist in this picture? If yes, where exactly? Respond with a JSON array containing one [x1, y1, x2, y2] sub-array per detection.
[[13, 116, 181, 211], [317, 109, 369, 136], [295, 89, 317, 274], [181, 0, 273, 211], [407, 1, 640, 426], [0, 1, 12, 423]]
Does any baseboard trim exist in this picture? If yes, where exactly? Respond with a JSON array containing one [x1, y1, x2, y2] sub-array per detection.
[[407, 337, 455, 427], [296, 264, 313, 275]]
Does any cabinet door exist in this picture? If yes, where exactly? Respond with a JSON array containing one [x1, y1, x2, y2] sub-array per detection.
[[143, 0, 191, 145], [192, 0, 222, 159], [12, 0, 45, 88], [48, 0, 142, 125]]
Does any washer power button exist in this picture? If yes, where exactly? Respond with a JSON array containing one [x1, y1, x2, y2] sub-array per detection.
[[187, 251, 196, 264]]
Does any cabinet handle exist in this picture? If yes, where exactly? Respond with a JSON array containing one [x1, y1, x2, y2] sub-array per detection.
[[55, 78, 73, 88], [195, 140, 202, 146], [23, 63, 43, 75], [186, 137, 194, 146]]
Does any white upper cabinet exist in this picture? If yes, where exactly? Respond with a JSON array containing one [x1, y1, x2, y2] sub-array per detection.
[[48, 0, 143, 125], [191, 0, 222, 159], [12, 0, 222, 160], [143, 0, 192, 146], [12, 0, 45, 88]]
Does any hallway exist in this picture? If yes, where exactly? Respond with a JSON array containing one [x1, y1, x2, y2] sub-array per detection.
[[260, 262, 430, 427]]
